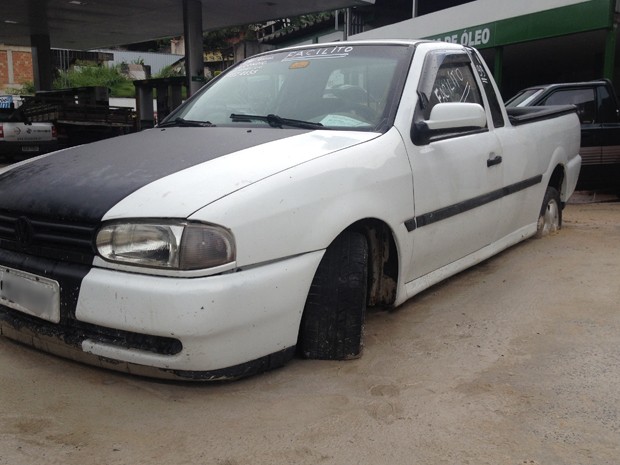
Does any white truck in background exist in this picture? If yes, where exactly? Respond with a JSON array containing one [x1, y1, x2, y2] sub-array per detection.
[[0, 95, 58, 160]]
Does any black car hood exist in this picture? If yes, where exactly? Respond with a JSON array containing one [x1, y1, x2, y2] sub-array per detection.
[[0, 127, 309, 222]]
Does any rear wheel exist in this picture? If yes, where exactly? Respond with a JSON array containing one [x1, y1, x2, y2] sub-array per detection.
[[298, 231, 368, 360], [536, 186, 562, 238]]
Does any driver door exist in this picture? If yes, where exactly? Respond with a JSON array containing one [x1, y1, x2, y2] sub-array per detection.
[[403, 50, 504, 282]]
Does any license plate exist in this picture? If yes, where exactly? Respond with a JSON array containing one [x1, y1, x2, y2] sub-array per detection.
[[21, 146, 40, 152], [0, 267, 60, 323]]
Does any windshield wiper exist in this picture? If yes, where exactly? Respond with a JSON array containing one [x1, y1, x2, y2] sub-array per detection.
[[230, 113, 325, 130], [158, 117, 215, 128]]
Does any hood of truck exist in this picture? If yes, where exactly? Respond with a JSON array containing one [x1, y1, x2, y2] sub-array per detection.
[[0, 127, 378, 222]]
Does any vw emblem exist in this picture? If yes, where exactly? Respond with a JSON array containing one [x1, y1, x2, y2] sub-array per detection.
[[15, 216, 34, 246]]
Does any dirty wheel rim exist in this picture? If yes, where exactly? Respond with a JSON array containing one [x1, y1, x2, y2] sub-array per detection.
[[541, 198, 560, 235]]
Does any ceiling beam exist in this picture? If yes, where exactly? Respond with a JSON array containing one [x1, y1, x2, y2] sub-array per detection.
[[0, 0, 375, 50]]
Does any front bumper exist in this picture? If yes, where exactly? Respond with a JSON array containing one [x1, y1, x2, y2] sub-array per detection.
[[0, 250, 323, 380]]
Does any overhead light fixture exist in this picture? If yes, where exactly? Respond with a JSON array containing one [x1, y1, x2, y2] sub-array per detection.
[[68, 1, 87, 5], [4, 19, 19, 24]]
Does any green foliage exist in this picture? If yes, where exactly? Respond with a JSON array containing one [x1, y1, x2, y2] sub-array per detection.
[[204, 12, 334, 47], [22, 81, 36, 95], [203, 26, 245, 50], [112, 80, 138, 98], [289, 12, 333, 29], [54, 65, 135, 97], [153, 64, 185, 79], [5, 81, 36, 95]]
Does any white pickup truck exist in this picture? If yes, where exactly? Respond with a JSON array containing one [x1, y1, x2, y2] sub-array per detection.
[[0, 40, 580, 380], [0, 97, 58, 160]]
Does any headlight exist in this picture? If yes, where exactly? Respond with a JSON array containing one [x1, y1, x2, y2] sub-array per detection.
[[96, 221, 235, 270]]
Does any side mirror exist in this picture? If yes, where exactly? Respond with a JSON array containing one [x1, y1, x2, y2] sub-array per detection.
[[412, 102, 487, 145], [425, 102, 487, 130]]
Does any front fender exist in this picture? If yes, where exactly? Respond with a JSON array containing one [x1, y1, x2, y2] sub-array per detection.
[[190, 128, 414, 269]]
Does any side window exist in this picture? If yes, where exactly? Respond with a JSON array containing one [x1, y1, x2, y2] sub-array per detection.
[[597, 86, 618, 123], [424, 59, 484, 120], [413, 51, 488, 145], [542, 88, 596, 123]]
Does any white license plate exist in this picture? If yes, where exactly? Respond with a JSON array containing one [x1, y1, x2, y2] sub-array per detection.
[[21, 146, 40, 152], [0, 267, 60, 323]]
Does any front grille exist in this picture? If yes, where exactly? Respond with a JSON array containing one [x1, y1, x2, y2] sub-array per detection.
[[0, 210, 97, 265]]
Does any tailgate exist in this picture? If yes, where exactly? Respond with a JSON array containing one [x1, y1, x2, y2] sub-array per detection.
[[1, 122, 55, 142]]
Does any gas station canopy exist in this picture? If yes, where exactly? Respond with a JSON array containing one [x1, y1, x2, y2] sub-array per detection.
[[0, 0, 374, 50], [1, 0, 374, 93]]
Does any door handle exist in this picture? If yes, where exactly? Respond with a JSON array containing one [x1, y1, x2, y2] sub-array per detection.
[[487, 154, 502, 167]]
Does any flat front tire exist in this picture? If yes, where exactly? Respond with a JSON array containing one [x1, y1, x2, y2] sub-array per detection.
[[536, 186, 562, 238], [298, 231, 368, 360]]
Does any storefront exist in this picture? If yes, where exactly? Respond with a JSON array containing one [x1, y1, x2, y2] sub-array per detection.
[[354, 0, 619, 99]]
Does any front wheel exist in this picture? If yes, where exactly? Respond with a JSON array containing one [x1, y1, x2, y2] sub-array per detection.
[[298, 231, 368, 360], [536, 186, 562, 238]]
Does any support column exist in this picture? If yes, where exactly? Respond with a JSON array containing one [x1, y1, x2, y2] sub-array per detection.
[[31, 34, 53, 91], [604, 24, 617, 81], [156, 84, 170, 122], [6, 49, 15, 84], [136, 84, 155, 130], [183, 0, 205, 96], [170, 83, 183, 111]]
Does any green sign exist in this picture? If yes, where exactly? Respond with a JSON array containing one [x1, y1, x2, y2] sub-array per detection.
[[424, 0, 614, 50], [427, 23, 496, 48]]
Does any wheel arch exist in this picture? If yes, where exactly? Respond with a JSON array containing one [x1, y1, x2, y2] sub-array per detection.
[[548, 164, 566, 206], [343, 218, 400, 308], [297, 218, 400, 360]]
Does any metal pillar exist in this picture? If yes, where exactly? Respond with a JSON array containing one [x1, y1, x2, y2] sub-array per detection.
[[31, 34, 53, 91], [604, 24, 617, 81], [183, 0, 205, 96], [136, 85, 155, 130]]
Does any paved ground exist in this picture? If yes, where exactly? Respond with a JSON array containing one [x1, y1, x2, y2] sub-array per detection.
[[0, 195, 619, 465]]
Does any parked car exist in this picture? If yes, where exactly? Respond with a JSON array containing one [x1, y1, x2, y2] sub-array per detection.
[[506, 79, 619, 192], [0, 96, 58, 160], [0, 40, 581, 380]]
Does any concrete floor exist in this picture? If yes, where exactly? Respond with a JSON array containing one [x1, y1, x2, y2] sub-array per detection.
[[0, 199, 619, 465]]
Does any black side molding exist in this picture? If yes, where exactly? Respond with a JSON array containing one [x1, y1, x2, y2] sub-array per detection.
[[405, 174, 543, 232]]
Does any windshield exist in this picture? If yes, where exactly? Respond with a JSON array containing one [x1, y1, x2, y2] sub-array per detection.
[[169, 44, 413, 131]]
